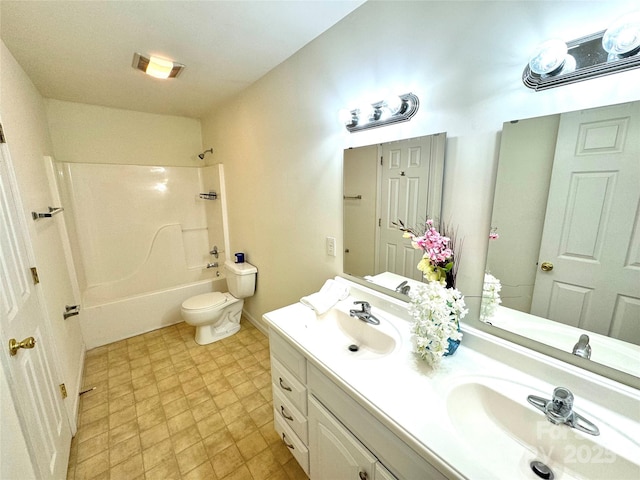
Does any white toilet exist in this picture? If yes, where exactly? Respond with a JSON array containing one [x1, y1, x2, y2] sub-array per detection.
[[181, 260, 257, 345]]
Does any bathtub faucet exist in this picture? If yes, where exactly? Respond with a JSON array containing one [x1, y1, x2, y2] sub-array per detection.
[[210, 246, 219, 258], [206, 262, 218, 269]]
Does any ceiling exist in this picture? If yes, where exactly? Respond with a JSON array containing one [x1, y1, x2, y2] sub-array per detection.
[[1, 1, 365, 119]]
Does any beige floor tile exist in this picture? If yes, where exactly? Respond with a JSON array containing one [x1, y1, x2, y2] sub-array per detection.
[[142, 437, 174, 471], [69, 321, 306, 480], [76, 431, 109, 464], [196, 411, 226, 438], [109, 432, 141, 467], [246, 448, 282, 479], [108, 418, 139, 448], [140, 422, 170, 450], [213, 389, 239, 410], [220, 464, 253, 480], [236, 430, 269, 460], [175, 441, 208, 475], [145, 456, 182, 480], [182, 459, 216, 480], [171, 423, 202, 454], [210, 444, 245, 479], [203, 428, 235, 458], [74, 450, 109, 480]]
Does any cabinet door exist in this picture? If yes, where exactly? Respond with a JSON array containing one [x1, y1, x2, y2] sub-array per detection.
[[375, 463, 398, 480], [309, 396, 376, 480]]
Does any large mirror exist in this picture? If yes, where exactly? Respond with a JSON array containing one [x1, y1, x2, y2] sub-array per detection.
[[342, 133, 446, 294], [481, 100, 640, 380]]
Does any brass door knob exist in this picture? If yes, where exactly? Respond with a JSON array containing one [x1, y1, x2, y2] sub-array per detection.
[[540, 262, 554, 272], [8, 337, 36, 356]]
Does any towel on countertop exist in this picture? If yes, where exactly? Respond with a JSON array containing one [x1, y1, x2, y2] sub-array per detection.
[[300, 279, 350, 315]]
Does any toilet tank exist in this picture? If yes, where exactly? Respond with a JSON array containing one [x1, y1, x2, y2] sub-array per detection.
[[224, 260, 257, 298]]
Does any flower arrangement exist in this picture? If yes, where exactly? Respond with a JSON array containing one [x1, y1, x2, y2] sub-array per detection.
[[480, 273, 502, 323], [408, 282, 468, 366], [394, 218, 460, 288]]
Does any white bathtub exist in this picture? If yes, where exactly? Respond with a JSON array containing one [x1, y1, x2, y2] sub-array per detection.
[[80, 278, 226, 349]]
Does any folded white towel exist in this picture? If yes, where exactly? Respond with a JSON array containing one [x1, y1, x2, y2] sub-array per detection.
[[300, 279, 350, 315]]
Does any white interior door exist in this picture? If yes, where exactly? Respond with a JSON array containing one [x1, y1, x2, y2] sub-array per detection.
[[0, 140, 71, 478], [378, 134, 445, 280], [531, 102, 640, 345]]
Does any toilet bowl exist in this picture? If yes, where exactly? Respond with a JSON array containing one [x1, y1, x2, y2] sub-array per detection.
[[181, 260, 257, 345]]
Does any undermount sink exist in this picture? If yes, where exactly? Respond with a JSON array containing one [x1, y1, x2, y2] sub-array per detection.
[[446, 377, 640, 479], [319, 307, 400, 360]]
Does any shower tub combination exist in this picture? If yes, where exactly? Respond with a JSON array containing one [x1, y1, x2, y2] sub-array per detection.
[[55, 162, 230, 348]]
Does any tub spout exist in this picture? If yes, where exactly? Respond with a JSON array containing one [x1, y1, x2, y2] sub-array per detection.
[[206, 262, 218, 269]]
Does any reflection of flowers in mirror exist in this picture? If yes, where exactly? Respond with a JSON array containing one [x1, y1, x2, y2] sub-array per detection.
[[408, 282, 467, 367], [489, 227, 500, 240], [480, 273, 502, 323], [395, 218, 457, 287]]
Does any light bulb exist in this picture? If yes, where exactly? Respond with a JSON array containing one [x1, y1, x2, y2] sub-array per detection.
[[602, 11, 640, 56], [528, 39, 568, 75]]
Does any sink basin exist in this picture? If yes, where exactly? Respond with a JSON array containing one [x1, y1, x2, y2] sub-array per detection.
[[446, 378, 640, 479], [319, 307, 400, 360]]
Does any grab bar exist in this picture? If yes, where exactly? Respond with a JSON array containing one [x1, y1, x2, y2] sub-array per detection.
[[343, 195, 362, 200], [32, 206, 64, 221]]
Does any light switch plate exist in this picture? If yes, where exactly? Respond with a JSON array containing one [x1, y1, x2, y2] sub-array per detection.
[[326, 236, 336, 257]]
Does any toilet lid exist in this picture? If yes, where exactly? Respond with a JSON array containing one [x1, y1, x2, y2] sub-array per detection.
[[182, 292, 227, 311]]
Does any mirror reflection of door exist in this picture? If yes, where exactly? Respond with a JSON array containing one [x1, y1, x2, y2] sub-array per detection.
[[343, 134, 445, 282], [343, 145, 378, 277], [530, 102, 640, 345], [379, 136, 442, 280]]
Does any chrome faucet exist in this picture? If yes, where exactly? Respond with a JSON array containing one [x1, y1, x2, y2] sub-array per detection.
[[395, 280, 410, 295], [349, 301, 380, 325], [527, 387, 600, 436], [572, 334, 591, 359]]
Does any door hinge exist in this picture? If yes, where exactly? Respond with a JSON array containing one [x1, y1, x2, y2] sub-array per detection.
[[30, 267, 40, 285], [380, 156, 383, 166], [59, 383, 68, 399], [0, 122, 6, 144], [378, 218, 382, 227]]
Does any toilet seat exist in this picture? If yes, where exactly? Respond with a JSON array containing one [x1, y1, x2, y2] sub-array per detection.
[[181, 292, 227, 311]]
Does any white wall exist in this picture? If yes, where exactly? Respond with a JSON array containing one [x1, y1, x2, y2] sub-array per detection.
[[46, 99, 203, 166], [201, 0, 640, 327], [0, 41, 85, 426]]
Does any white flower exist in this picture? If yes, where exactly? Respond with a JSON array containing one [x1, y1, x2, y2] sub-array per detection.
[[480, 273, 502, 323], [408, 282, 467, 366]]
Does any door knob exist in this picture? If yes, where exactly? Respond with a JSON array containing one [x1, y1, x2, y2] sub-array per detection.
[[540, 262, 554, 272], [8, 337, 36, 356]]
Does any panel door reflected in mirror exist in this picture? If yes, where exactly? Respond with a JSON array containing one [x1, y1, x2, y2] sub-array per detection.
[[343, 133, 446, 291]]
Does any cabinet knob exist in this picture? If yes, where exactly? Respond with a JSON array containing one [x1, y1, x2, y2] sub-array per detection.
[[358, 471, 369, 480]]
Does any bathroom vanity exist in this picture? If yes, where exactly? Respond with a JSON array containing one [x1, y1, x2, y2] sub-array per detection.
[[263, 277, 640, 480]]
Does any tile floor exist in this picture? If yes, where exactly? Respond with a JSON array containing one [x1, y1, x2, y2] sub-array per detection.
[[66, 320, 308, 480]]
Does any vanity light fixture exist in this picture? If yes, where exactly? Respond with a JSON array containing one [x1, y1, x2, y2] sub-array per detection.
[[523, 11, 640, 90], [343, 93, 419, 132], [132, 52, 185, 79]]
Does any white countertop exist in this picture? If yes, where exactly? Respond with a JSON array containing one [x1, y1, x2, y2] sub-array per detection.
[[263, 277, 640, 480]]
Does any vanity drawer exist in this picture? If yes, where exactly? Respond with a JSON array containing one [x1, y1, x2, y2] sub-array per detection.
[[269, 330, 307, 382], [271, 356, 307, 414], [273, 387, 308, 444], [274, 410, 310, 476]]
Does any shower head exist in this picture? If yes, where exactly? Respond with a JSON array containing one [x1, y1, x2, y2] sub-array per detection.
[[198, 148, 213, 160]]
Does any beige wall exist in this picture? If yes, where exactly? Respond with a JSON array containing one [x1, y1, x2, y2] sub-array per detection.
[[201, 1, 640, 327], [0, 41, 84, 427], [46, 99, 203, 166]]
